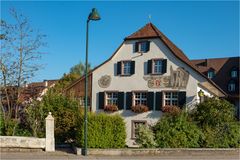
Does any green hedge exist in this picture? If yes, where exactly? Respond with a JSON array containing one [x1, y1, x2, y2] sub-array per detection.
[[76, 113, 126, 148], [154, 112, 203, 148]]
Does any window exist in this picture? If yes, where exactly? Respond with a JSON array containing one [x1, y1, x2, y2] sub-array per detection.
[[207, 70, 215, 78], [133, 92, 147, 106], [122, 61, 131, 75], [117, 61, 135, 76], [131, 120, 146, 139], [164, 92, 178, 106], [135, 41, 150, 53], [105, 92, 118, 105], [147, 59, 167, 75], [228, 81, 236, 92], [153, 59, 163, 74], [231, 68, 238, 78]]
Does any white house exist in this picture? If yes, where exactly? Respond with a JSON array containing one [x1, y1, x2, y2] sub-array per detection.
[[66, 23, 226, 146]]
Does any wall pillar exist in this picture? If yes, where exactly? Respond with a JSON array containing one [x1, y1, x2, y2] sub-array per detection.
[[45, 112, 55, 152]]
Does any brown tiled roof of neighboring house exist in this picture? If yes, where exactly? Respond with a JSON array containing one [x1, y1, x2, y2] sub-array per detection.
[[191, 57, 240, 98]]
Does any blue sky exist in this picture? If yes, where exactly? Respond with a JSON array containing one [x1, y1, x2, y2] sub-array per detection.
[[1, 1, 239, 82]]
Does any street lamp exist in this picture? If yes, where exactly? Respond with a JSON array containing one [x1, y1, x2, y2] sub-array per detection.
[[83, 8, 101, 156]]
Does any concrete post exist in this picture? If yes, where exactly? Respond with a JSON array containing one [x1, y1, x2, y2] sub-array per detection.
[[45, 112, 55, 152]]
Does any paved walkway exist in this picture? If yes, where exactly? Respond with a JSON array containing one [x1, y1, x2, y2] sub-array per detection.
[[1, 150, 239, 160]]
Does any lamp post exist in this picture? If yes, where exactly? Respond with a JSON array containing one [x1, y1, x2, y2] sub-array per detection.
[[83, 8, 101, 156]]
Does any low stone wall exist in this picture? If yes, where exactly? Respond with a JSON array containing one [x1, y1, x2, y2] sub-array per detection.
[[74, 147, 240, 156], [0, 136, 45, 149]]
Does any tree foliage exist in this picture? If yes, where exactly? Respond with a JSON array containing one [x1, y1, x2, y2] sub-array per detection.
[[69, 62, 91, 76]]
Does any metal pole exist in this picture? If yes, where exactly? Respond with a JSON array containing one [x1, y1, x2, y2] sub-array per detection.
[[83, 19, 89, 156]]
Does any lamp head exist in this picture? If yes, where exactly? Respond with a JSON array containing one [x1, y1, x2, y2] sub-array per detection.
[[88, 8, 101, 21]]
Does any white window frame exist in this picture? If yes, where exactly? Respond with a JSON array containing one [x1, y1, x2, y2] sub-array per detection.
[[153, 59, 163, 74], [105, 92, 118, 106], [133, 92, 147, 106], [137, 41, 148, 53], [163, 92, 178, 106], [122, 61, 131, 75]]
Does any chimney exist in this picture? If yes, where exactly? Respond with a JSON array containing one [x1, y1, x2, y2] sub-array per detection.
[[205, 59, 208, 66], [44, 80, 48, 87]]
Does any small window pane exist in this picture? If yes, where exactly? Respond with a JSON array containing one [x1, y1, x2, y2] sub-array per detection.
[[123, 61, 131, 75]]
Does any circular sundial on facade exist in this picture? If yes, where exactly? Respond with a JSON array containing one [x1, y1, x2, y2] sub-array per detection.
[[98, 75, 111, 88]]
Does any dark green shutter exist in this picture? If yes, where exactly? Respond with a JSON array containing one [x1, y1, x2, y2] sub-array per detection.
[[117, 61, 122, 75], [131, 61, 135, 75], [155, 92, 163, 111], [98, 92, 105, 109], [178, 91, 186, 109], [118, 92, 124, 110], [126, 92, 132, 110], [134, 42, 139, 52], [146, 41, 150, 52], [147, 92, 154, 110], [162, 59, 167, 74], [147, 60, 152, 74]]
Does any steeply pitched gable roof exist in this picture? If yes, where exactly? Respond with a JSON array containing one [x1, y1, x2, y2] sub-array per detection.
[[66, 23, 226, 97]]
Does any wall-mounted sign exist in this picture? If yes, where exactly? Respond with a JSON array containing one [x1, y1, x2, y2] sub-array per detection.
[[98, 75, 111, 88], [144, 66, 189, 89]]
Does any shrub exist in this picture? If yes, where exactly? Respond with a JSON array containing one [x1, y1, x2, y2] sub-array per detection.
[[154, 112, 203, 148], [162, 105, 181, 116], [76, 113, 126, 148], [131, 105, 149, 113], [135, 124, 156, 148], [202, 123, 240, 148], [192, 98, 236, 127], [191, 98, 240, 148], [0, 108, 5, 135], [104, 105, 118, 112]]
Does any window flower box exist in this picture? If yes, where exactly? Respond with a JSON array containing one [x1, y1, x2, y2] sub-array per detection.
[[104, 105, 118, 112], [162, 105, 181, 115], [131, 105, 149, 113]]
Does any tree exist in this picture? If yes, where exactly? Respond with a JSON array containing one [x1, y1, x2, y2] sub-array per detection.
[[69, 62, 91, 76], [0, 8, 46, 135]]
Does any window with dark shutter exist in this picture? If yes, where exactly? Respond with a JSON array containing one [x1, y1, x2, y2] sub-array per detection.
[[155, 92, 163, 111], [147, 60, 152, 74], [126, 92, 132, 110], [146, 41, 150, 52], [162, 59, 167, 74], [130, 61, 135, 75], [98, 92, 105, 109], [134, 42, 139, 52], [117, 61, 122, 75], [178, 91, 186, 109], [118, 92, 124, 110], [147, 92, 154, 110]]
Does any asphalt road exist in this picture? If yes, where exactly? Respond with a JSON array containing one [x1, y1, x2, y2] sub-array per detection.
[[0, 151, 239, 160]]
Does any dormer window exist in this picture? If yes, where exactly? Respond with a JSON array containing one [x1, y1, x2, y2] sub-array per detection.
[[231, 67, 238, 78], [134, 41, 150, 53], [207, 70, 215, 79], [228, 80, 236, 92]]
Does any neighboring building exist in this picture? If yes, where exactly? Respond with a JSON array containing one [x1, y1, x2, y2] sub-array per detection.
[[20, 79, 58, 103], [191, 57, 240, 118], [65, 23, 226, 146]]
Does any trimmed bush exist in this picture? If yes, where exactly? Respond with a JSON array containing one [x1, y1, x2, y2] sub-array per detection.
[[136, 124, 156, 148], [76, 113, 126, 148], [154, 112, 203, 148]]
